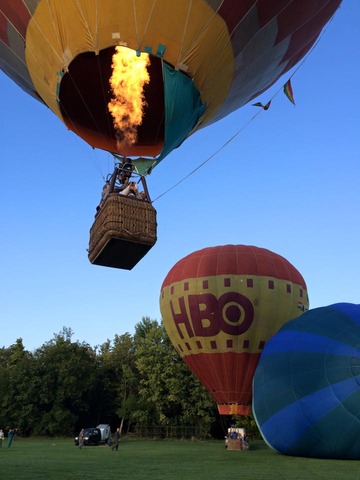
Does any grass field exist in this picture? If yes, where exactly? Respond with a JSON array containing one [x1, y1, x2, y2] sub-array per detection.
[[0, 437, 358, 480]]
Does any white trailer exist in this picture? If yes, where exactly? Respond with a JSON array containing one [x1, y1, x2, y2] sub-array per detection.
[[96, 424, 111, 443]]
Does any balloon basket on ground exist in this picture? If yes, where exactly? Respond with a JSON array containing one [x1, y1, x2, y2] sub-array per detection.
[[227, 438, 249, 451], [227, 439, 242, 451], [226, 428, 250, 451], [88, 194, 157, 270]]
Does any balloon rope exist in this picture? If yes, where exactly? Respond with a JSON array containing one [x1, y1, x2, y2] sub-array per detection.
[[176, 0, 193, 68], [135, 0, 157, 49], [151, 107, 263, 203]]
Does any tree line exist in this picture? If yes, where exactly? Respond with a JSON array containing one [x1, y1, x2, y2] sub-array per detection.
[[0, 318, 260, 439]]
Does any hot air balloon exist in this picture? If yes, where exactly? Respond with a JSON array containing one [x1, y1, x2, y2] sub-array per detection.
[[160, 245, 308, 416], [1, 0, 342, 173], [252, 303, 360, 460], [0, 1, 342, 269]]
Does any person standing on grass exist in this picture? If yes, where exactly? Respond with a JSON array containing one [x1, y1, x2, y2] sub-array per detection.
[[0, 428, 4, 447], [78, 429, 85, 449], [112, 428, 121, 451], [7, 428, 14, 447]]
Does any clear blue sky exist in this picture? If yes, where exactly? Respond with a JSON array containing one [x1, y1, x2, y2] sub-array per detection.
[[1, 2, 359, 351]]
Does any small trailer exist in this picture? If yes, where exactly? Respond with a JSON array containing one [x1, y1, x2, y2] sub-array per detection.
[[96, 424, 111, 444]]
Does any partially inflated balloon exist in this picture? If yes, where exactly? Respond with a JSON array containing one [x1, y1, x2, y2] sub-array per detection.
[[1, 1, 341, 172], [253, 303, 360, 459], [160, 245, 308, 415]]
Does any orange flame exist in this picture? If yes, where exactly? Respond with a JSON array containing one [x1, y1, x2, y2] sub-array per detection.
[[108, 46, 150, 153]]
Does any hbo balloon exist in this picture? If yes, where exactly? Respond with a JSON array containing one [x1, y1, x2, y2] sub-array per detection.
[[160, 244, 308, 416]]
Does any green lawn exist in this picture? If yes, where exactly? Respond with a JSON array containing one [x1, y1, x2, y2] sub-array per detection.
[[0, 437, 358, 480]]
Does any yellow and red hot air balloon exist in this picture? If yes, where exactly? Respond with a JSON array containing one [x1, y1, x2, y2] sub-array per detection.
[[160, 245, 309, 416], [0, 1, 342, 174]]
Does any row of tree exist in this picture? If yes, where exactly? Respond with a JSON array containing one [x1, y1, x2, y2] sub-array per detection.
[[0, 319, 260, 439]]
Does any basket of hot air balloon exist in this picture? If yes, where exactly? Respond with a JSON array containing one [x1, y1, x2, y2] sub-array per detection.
[[88, 193, 157, 270]]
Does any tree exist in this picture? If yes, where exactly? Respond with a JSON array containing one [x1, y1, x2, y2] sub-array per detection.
[[133, 318, 217, 433], [97, 332, 139, 432], [0, 339, 38, 434], [31, 327, 98, 435], [0, 322, 258, 439]]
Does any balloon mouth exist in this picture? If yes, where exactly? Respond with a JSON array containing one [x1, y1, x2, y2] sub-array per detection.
[[58, 47, 165, 156], [218, 404, 251, 416]]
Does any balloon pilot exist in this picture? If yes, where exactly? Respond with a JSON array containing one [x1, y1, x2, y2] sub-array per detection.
[[95, 157, 150, 216]]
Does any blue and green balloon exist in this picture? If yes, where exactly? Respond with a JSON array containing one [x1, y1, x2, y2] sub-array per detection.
[[253, 303, 360, 460]]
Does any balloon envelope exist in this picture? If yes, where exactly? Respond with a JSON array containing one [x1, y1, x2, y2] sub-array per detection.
[[160, 245, 308, 415], [253, 303, 360, 459], [1, 1, 341, 172]]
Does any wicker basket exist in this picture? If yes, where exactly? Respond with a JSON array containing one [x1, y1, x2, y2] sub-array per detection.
[[88, 193, 157, 270], [227, 438, 242, 451]]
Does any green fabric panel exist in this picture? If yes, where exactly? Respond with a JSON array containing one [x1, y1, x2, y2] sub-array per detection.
[[132, 157, 158, 176], [155, 63, 206, 167], [285, 308, 357, 341], [255, 350, 358, 423], [289, 389, 360, 458], [133, 63, 205, 176]]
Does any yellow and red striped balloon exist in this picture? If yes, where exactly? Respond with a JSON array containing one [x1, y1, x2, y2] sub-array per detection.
[[160, 245, 309, 416]]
